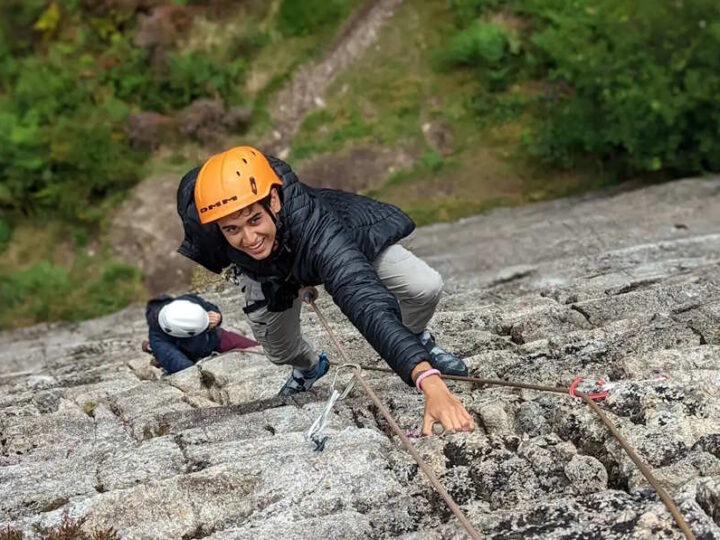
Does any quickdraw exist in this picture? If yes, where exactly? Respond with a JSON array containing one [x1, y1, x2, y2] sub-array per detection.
[[569, 374, 670, 400], [306, 363, 360, 452]]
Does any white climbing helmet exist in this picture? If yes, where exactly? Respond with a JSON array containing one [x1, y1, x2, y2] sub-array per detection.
[[158, 300, 209, 338]]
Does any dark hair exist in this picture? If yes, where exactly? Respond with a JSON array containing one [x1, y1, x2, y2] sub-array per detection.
[[145, 295, 174, 327]]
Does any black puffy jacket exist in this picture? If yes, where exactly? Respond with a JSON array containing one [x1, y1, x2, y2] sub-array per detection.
[[177, 155, 430, 385]]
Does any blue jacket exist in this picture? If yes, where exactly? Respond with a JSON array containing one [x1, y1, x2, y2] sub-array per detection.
[[145, 294, 221, 374]]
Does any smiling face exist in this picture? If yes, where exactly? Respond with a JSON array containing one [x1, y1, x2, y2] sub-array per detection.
[[216, 188, 282, 260]]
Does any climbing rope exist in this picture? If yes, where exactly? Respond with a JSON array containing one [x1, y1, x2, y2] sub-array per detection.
[[305, 299, 696, 540], [576, 392, 695, 540]]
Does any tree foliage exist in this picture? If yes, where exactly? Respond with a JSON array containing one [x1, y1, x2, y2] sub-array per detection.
[[444, 0, 720, 176]]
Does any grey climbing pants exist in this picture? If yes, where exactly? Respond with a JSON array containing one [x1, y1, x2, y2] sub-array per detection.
[[242, 243, 443, 370]]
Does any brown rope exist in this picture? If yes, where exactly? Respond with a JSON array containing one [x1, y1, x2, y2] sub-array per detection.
[[576, 392, 696, 540], [307, 300, 482, 540], [356, 364, 569, 394]]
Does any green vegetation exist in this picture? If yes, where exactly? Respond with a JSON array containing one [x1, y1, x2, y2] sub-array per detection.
[[279, 0, 361, 37], [0, 247, 143, 328], [0, 2, 256, 224], [0, 218, 146, 329], [0, 218, 11, 252], [291, 0, 719, 227], [0, 0, 362, 329], [291, 0, 603, 225], [83, 400, 97, 417], [2, 0, 717, 328], [441, 0, 720, 176], [0, 0, 362, 223]]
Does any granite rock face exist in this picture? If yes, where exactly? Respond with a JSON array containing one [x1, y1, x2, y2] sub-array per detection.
[[2, 178, 720, 538]]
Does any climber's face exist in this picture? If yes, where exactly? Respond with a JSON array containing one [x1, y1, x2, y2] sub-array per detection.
[[217, 188, 281, 260]]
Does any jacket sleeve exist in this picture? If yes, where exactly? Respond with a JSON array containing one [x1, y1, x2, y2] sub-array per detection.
[[149, 330, 194, 374], [293, 192, 429, 386]]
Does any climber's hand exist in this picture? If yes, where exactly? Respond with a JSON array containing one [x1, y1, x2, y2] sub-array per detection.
[[208, 311, 222, 329], [413, 362, 474, 436], [300, 286, 318, 304]]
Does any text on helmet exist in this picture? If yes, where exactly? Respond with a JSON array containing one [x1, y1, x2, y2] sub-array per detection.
[[199, 195, 239, 214]]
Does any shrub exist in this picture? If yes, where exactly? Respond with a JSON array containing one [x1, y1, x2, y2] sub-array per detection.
[[164, 51, 247, 108], [522, 0, 720, 174], [0, 43, 145, 223], [0, 102, 143, 222], [0, 8, 250, 225], [0, 28, 17, 87], [448, 21, 509, 66], [437, 20, 519, 90], [444, 0, 720, 176]]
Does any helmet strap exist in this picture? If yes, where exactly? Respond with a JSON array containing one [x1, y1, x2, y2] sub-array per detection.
[[260, 186, 287, 251], [261, 199, 278, 224], [259, 197, 281, 252]]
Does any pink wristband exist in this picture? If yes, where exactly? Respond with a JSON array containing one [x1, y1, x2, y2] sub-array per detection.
[[415, 368, 441, 392]]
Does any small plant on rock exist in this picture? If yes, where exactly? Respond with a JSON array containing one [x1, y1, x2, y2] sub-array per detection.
[[82, 401, 97, 417], [0, 524, 24, 540], [32, 512, 121, 540]]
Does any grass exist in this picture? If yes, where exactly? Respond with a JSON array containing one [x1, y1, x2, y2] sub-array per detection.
[[243, 0, 364, 142], [82, 401, 97, 417], [288, 0, 607, 225], [0, 221, 145, 330], [290, 0, 478, 160]]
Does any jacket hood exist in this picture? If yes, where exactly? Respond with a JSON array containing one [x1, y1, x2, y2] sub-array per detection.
[[145, 294, 175, 329]]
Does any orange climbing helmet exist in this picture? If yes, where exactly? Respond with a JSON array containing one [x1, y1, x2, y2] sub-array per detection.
[[194, 146, 283, 224]]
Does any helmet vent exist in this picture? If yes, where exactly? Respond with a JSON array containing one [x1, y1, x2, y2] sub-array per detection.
[[250, 150, 256, 156], [249, 176, 258, 194], [235, 170, 240, 176], [242, 158, 247, 164]]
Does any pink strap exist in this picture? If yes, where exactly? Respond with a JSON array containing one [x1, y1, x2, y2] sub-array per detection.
[[415, 368, 441, 392]]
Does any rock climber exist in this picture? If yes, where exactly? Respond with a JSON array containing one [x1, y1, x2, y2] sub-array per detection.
[[143, 293, 258, 373], [176, 146, 474, 436]]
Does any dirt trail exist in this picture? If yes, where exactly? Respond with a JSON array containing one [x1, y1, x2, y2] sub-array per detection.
[[261, 0, 405, 157]]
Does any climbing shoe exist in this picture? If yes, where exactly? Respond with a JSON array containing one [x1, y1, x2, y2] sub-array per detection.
[[278, 352, 330, 396], [419, 331, 469, 377]]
